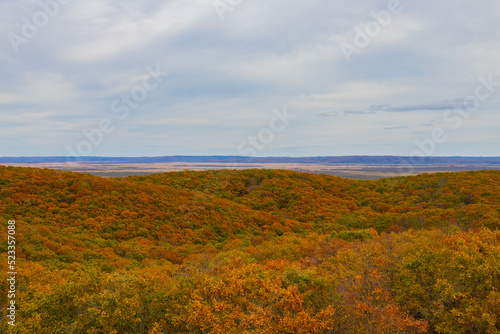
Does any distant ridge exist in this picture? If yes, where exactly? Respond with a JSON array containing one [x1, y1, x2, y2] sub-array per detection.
[[1, 156, 500, 165]]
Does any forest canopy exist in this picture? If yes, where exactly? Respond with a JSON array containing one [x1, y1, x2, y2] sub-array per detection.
[[1, 166, 499, 333]]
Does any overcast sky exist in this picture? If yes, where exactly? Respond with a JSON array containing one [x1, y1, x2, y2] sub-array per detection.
[[1, 0, 499, 157]]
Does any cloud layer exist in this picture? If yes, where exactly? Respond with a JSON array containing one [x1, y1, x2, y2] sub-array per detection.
[[1, 0, 499, 157]]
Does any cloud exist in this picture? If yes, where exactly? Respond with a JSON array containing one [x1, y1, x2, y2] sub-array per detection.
[[0, 71, 77, 106], [59, 0, 211, 63], [314, 112, 332, 117], [384, 126, 408, 130], [1, 0, 500, 157], [344, 110, 366, 115], [369, 102, 458, 113]]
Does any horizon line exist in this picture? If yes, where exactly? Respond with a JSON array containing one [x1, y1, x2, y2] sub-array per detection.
[[2, 155, 500, 159]]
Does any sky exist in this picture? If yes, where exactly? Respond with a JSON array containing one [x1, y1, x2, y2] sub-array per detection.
[[0, 0, 499, 158]]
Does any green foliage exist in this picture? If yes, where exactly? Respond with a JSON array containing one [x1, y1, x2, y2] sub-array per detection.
[[332, 229, 374, 241]]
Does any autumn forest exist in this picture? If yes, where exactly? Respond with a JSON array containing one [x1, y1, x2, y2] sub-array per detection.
[[1, 165, 500, 333]]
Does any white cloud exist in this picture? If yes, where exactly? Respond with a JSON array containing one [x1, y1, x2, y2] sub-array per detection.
[[0, 72, 77, 106], [26, 72, 76, 102], [59, 0, 211, 63], [299, 81, 412, 106], [0, 93, 18, 104]]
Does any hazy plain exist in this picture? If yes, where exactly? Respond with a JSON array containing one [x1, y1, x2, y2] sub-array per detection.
[[3, 162, 500, 180]]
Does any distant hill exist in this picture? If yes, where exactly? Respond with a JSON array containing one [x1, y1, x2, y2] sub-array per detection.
[[1, 155, 500, 165]]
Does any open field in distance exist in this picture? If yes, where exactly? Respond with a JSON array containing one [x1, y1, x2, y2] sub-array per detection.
[[2, 161, 500, 179]]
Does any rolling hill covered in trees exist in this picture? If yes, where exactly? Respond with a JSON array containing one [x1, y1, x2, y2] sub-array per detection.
[[1, 166, 499, 333]]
